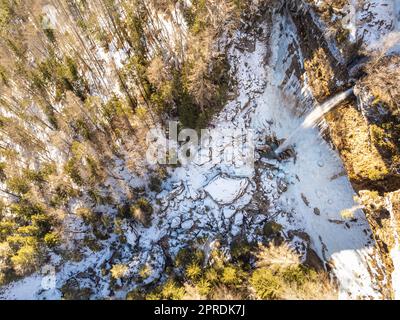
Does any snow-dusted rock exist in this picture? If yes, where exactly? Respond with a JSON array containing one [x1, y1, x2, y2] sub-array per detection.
[[181, 220, 194, 230], [204, 176, 250, 205], [170, 217, 181, 229]]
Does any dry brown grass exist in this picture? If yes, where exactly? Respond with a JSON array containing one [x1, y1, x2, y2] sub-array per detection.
[[182, 284, 207, 300], [256, 243, 300, 269], [389, 191, 400, 235], [326, 103, 389, 187], [303, 48, 335, 101], [356, 190, 395, 294], [360, 55, 400, 115], [280, 273, 338, 300], [209, 285, 247, 300]]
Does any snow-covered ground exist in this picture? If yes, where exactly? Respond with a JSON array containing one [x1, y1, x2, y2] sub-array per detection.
[[0, 4, 394, 300], [356, 0, 399, 50], [310, 0, 400, 53]]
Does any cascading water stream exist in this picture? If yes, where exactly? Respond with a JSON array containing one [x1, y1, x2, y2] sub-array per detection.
[[275, 88, 354, 154]]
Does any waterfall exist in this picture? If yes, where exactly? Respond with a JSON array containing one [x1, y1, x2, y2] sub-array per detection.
[[275, 88, 354, 154]]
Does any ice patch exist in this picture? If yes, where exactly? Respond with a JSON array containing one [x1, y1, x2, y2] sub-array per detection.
[[204, 176, 249, 205]]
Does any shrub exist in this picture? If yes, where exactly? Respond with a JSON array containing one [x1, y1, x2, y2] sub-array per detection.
[[0, 64, 9, 86], [175, 247, 192, 268], [146, 279, 186, 300], [110, 264, 129, 280], [11, 244, 42, 276], [88, 189, 107, 205], [182, 283, 205, 300], [175, 247, 205, 269], [0, 241, 12, 269], [138, 264, 152, 280], [51, 183, 78, 207], [256, 243, 300, 269], [204, 267, 219, 283], [365, 166, 389, 181], [145, 292, 161, 300], [303, 48, 334, 101], [0, 272, 5, 286], [76, 207, 97, 225], [10, 201, 45, 218], [160, 280, 185, 300], [40, 162, 57, 177], [61, 279, 93, 300], [126, 289, 145, 300], [0, 162, 6, 181], [44, 232, 61, 248], [0, 221, 17, 241], [30, 214, 53, 237], [74, 119, 91, 140], [16, 225, 40, 236], [86, 157, 100, 179], [370, 124, 397, 155], [341, 209, 355, 220], [23, 168, 45, 184], [6, 235, 37, 248], [209, 285, 245, 300], [335, 26, 350, 44], [230, 237, 254, 268], [185, 263, 202, 281], [221, 266, 244, 287], [361, 55, 400, 115], [208, 248, 227, 271], [93, 222, 110, 240], [250, 268, 282, 300], [7, 176, 30, 195], [149, 176, 162, 193], [252, 243, 337, 300], [64, 158, 84, 186], [83, 236, 103, 252], [263, 221, 282, 238], [280, 265, 317, 286], [280, 274, 337, 300], [130, 198, 153, 227], [195, 278, 211, 297]]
